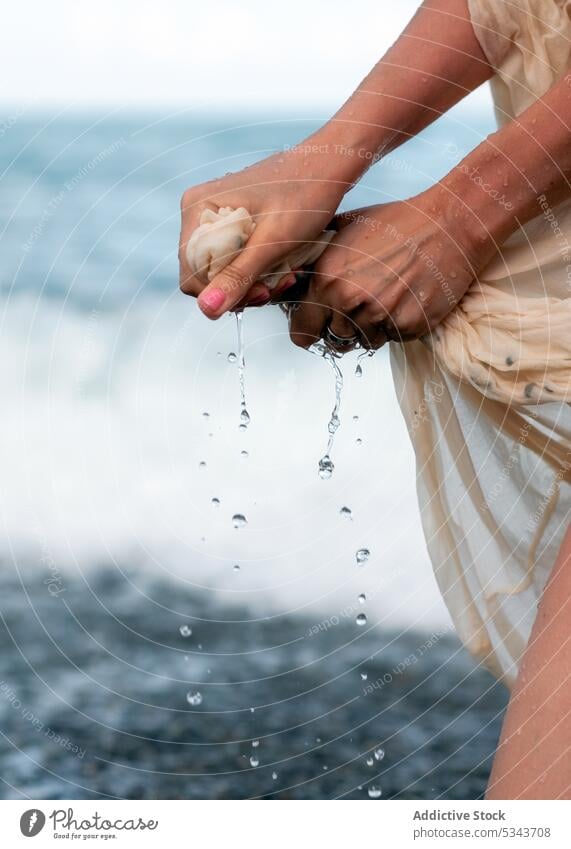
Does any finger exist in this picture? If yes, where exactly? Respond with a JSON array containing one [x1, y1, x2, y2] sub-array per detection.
[[179, 197, 217, 297], [327, 309, 361, 352], [350, 303, 390, 350], [197, 234, 289, 319], [289, 299, 328, 349]]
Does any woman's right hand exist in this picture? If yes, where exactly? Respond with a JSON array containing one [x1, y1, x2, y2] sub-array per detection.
[[178, 142, 349, 318]]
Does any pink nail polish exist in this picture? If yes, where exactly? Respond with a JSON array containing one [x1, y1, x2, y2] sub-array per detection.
[[199, 288, 225, 312], [249, 292, 271, 306]]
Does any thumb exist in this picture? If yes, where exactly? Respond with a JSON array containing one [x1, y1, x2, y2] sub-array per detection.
[[197, 236, 286, 318]]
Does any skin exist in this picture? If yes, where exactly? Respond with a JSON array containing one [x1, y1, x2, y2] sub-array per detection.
[[179, 0, 571, 797], [486, 523, 571, 799]]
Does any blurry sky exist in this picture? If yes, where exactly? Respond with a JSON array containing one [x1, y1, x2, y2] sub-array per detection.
[[3, 0, 491, 112]]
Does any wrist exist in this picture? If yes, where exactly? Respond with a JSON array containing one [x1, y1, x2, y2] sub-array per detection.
[[436, 152, 520, 264], [291, 115, 391, 195]]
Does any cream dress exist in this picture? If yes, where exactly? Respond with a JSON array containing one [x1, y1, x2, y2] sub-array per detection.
[[391, 0, 571, 687]]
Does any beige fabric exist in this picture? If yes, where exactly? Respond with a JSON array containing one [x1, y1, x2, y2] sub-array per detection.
[[391, 0, 571, 686], [186, 206, 334, 289]]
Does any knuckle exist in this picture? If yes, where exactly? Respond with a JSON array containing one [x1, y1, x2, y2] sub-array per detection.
[[217, 264, 254, 299]]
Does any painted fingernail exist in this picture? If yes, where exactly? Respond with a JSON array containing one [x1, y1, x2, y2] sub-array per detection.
[[249, 292, 271, 306], [199, 288, 225, 312]]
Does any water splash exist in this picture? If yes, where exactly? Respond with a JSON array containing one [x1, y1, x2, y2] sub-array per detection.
[[235, 310, 250, 430], [311, 342, 344, 480]]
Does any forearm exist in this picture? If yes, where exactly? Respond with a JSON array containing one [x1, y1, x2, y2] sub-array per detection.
[[299, 0, 492, 186], [439, 73, 571, 257]]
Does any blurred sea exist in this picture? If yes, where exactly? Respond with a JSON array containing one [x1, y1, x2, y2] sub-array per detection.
[[0, 105, 508, 799]]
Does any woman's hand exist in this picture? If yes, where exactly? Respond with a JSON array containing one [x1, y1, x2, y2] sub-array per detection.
[[288, 189, 495, 350], [179, 143, 350, 318]]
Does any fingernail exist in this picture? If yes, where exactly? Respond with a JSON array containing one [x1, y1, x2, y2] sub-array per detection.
[[273, 280, 297, 298], [248, 292, 271, 306], [199, 288, 225, 313]]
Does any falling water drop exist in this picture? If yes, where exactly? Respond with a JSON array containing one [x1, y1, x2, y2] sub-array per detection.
[[355, 364, 363, 378], [240, 450, 249, 459], [366, 756, 374, 767], [374, 747, 385, 761], [251, 739, 260, 748], [199, 461, 207, 469], [202, 411, 210, 419], [232, 513, 248, 529], [358, 593, 366, 604], [272, 771, 278, 780], [227, 352, 237, 363], [368, 785, 382, 799], [211, 497, 220, 507], [318, 455, 334, 479], [360, 671, 368, 681], [179, 625, 192, 638], [356, 613, 367, 627], [250, 755, 259, 768], [233, 564, 240, 571], [340, 506, 353, 520], [186, 691, 203, 706], [356, 437, 363, 446], [356, 548, 370, 565]]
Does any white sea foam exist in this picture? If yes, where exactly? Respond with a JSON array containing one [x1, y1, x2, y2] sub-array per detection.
[[0, 294, 451, 631]]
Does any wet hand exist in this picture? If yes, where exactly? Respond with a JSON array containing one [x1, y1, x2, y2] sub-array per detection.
[[178, 146, 347, 318], [288, 190, 488, 350]]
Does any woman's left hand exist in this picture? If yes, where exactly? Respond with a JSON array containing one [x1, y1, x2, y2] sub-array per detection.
[[288, 190, 493, 351]]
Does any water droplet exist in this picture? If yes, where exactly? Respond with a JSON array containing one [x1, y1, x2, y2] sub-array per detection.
[[353, 415, 359, 422], [227, 352, 237, 363], [340, 506, 352, 520], [272, 771, 278, 780], [186, 691, 202, 706], [240, 450, 249, 459], [356, 437, 363, 446], [374, 747, 385, 761], [358, 593, 366, 604], [232, 513, 247, 529], [318, 455, 334, 479], [356, 548, 370, 565], [199, 461, 207, 469], [233, 564, 240, 571], [240, 407, 250, 428], [328, 414, 340, 435], [368, 785, 382, 799], [252, 739, 260, 748], [179, 624, 192, 637], [366, 756, 374, 766], [202, 411, 210, 418], [211, 497, 220, 507], [250, 707, 255, 713], [360, 671, 368, 680], [355, 364, 363, 378], [356, 613, 367, 626], [249, 755, 259, 767]]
